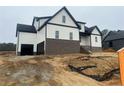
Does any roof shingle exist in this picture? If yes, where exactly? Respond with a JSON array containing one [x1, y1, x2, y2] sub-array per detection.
[[104, 31, 124, 41], [16, 24, 37, 36]]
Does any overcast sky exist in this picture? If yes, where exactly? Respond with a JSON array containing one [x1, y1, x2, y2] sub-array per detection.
[[0, 6, 124, 43]]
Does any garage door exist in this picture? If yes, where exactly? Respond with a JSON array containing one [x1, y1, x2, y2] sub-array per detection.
[[37, 42, 44, 55], [21, 44, 33, 55]]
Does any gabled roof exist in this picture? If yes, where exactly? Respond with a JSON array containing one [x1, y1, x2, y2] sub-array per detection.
[[32, 16, 52, 25], [80, 26, 101, 36], [85, 26, 92, 34], [16, 24, 36, 36], [103, 31, 124, 42], [38, 6, 80, 31], [86, 26, 102, 35]]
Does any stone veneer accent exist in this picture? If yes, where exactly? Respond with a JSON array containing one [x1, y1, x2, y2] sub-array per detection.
[[45, 38, 80, 55]]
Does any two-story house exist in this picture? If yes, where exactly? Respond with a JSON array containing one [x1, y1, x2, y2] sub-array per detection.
[[16, 7, 102, 55]]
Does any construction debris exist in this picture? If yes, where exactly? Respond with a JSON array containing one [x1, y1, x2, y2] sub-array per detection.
[[68, 64, 119, 81]]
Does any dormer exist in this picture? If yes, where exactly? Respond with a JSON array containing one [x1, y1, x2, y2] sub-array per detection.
[[32, 16, 51, 31], [77, 21, 86, 33]]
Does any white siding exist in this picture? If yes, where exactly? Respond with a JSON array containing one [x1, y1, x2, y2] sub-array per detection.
[[18, 32, 37, 52], [49, 9, 77, 27], [80, 36, 90, 46], [91, 35, 102, 47], [34, 18, 48, 31], [92, 28, 100, 35], [38, 18, 49, 28], [47, 24, 79, 41], [33, 19, 38, 30], [37, 26, 46, 43]]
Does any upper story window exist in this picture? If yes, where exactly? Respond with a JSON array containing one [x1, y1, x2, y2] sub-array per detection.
[[62, 16, 66, 23], [95, 36, 98, 42], [69, 32, 73, 40], [55, 31, 59, 39]]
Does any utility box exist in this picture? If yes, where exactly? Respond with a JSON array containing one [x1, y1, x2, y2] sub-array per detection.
[[117, 48, 124, 85]]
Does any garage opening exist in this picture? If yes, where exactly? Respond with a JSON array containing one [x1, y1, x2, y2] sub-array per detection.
[[37, 42, 44, 55], [21, 44, 33, 55]]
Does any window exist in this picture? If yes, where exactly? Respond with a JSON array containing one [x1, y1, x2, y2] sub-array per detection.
[[55, 31, 59, 39], [70, 32, 73, 40], [95, 36, 98, 42], [109, 41, 113, 47], [62, 16, 66, 23]]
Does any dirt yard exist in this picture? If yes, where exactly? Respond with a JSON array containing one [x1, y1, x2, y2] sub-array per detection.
[[0, 51, 121, 86]]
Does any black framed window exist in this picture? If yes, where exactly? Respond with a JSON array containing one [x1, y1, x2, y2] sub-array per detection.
[[62, 16, 66, 23], [95, 36, 98, 42], [70, 32, 73, 40], [55, 31, 59, 39]]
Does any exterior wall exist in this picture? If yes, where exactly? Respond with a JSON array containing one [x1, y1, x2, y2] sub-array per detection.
[[47, 24, 79, 41], [17, 32, 37, 53], [37, 26, 46, 43], [80, 36, 90, 46], [90, 27, 102, 52], [45, 38, 80, 55], [92, 28, 100, 35], [80, 27, 102, 52], [90, 28, 102, 48], [38, 18, 49, 28], [33, 19, 38, 30], [103, 39, 124, 51], [49, 9, 77, 27], [34, 18, 49, 31], [91, 35, 102, 47]]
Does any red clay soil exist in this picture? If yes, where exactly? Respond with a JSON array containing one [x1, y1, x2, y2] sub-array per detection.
[[0, 52, 121, 86]]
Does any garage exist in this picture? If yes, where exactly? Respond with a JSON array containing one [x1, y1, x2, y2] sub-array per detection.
[[37, 42, 44, 55], [21, 44, 34, 55]]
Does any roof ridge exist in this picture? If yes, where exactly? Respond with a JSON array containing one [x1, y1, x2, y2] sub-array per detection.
[[104, 31, 124, 41], [38, 6, 80, 31]]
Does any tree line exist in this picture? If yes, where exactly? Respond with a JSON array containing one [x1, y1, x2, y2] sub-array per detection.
[[0, 43, 16, 51]]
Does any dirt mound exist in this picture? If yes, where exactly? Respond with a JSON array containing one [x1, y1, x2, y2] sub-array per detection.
[[65, 55, 119, 76], [0, 51, 15, 57], [0, 60, 54, 85], [0, 56, 101, 86], [0, 52, 120, 86], [103, 48, 116, 52]]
